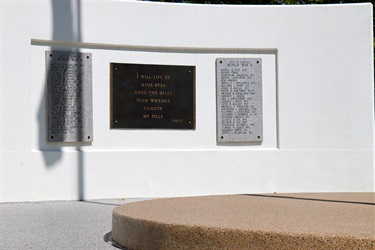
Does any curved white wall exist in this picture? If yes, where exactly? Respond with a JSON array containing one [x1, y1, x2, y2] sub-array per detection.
[[1, 1, 374, 202]]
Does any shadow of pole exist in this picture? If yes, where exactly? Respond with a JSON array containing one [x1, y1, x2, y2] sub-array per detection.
[[74, 0, 84, 201], [43, 0, 85, 200]]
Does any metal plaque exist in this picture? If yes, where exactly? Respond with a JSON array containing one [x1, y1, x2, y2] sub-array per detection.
[[46, 51, 93, 142], [216, 58, 263, 142], [111, 63, 195, 129]]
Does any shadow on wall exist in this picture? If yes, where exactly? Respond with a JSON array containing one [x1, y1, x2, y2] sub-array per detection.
[[37, 0, 85, 200]]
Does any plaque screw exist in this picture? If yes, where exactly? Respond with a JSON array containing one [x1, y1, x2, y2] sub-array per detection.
[[115, 68, 118, 71], [258, 136, 260, 139], [256, 61, 259, 64], [220, 61, 222, 64], [188, 71, 191, 74], [221, 136, 224, 139], [87, 56, 89, 59], [115, 120, 118, 123], [50, 54, 52, 57], [51, 136, 54, 139], [87, 136, 90, 139]]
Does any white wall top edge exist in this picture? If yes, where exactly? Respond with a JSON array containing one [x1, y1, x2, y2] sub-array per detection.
[[31, 39, 279, 52]]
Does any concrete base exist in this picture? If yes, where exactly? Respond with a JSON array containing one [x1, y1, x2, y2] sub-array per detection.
[[112, 193, 375, 250]]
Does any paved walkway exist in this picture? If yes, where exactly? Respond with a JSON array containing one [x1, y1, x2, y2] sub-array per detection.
[[0, 198, 147, 250], [1, 193, 374, 250]]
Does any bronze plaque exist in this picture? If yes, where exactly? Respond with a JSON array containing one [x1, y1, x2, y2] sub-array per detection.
[[110, 63, 195, 129]]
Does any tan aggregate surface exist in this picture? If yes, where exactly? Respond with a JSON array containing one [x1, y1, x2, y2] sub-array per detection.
[[112, 193, 375, 250]]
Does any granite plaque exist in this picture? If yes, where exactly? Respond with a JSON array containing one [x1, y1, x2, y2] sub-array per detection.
[[46, 51, 93, 142], [216, 58, 262, 142], [111, 63, 195, 129]]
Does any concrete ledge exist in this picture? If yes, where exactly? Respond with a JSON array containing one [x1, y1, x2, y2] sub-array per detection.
[[112, 193, 375, 250]]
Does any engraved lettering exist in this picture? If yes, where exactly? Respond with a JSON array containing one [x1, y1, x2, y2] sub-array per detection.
[[217, 58, 262, 141], [111, 63, 195, 129], [172, 119, 182, 123], [150, 98, 170, 103], [144, 106, 163, 111], [140, 75, 151, 79], [134, 90, 148, 95], [136, 98, 148, 103], [47, 51, 92, 142], [140, 83, 153, 87], [152, 114, 163, 119]]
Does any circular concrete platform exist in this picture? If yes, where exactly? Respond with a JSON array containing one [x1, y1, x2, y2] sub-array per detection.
[[112, 193, 375, 250]]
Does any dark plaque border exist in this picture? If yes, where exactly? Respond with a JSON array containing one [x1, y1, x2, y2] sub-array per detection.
[[110, 63, 196, 129]]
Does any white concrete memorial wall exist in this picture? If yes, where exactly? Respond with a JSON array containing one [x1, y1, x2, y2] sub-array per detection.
[[0, 0, 374, 202]]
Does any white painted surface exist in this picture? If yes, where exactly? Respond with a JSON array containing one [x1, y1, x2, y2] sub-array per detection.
[[0, 1, 374, 202]]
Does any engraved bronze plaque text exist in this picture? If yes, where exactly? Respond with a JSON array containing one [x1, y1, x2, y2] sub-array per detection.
[[111, 63, 195, 129]]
